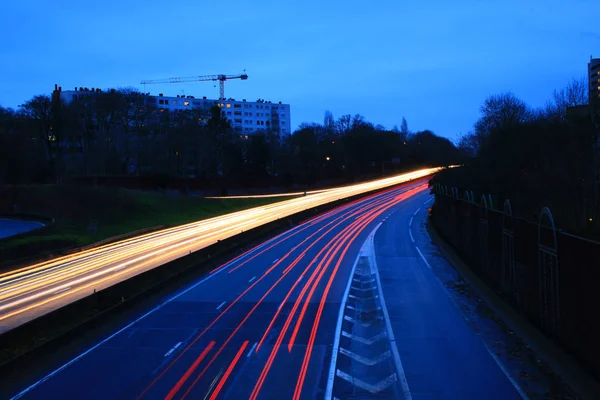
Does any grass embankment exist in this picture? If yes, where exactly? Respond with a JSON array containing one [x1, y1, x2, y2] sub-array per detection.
[[0, 185, 293, 268]]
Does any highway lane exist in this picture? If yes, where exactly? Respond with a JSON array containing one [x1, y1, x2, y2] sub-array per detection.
[[6, 180, 430, 399], [6, 178, 522, 399], [0, 168, 440, 333]]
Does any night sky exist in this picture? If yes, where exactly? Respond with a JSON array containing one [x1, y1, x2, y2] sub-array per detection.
[[1, 0, 597, 140]]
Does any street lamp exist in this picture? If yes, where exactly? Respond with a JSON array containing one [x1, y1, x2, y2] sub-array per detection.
[[326, 156, 330, 161]]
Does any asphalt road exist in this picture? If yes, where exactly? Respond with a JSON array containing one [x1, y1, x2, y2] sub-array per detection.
[[0, 168, 439, 334], [6, 180, 521, 400]]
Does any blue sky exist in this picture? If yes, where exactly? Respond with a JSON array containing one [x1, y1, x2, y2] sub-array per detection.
[[1, 0, 598, 141]]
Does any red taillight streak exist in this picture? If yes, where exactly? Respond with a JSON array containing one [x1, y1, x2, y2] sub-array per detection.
[[250, 212, 374, 400], [187, 200, 387, 399], [226, 222, 314, 274], [137, 199, 362, 398], [175, 246, 312, 397], [209, 245, 261, 274], [137, 183, 423, 398], [163, 341, 215, 400], [200, 340, 248, 400], [292, 187, 425, 400], [286, 204, 388, 351], [254, 193, 397, 353], [288, 193, 418, 352], [255, 223, 350, 354], [226, 183, 410, 275], [285, 194, 401, 351], [303, 178, 426, 226]]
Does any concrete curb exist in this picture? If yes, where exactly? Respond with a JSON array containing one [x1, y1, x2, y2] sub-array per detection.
[[427, 218, 600, 400]]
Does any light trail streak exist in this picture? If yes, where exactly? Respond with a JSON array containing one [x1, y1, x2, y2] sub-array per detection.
[[0, 168, 439, 332]]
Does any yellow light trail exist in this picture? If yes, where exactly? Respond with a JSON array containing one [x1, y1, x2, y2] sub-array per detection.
[[0, 167, 441, 333]]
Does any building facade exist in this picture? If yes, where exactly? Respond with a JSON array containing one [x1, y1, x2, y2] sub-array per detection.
[[589, 57, 600, 113], [59, 88, 291, 136]]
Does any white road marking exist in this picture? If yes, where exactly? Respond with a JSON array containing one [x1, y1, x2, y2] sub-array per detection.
[[203, 368, 224, 400], [336, 369, 397, 394], [9, 182, 429, 400], [216, 301, 227, 311], [52, 287, 71, 295], [248, 276, 256, 283], [341, 330, 386, 345], [409, 217, 413, 227], [164, 342, 182, 357], [339, 347, 391, 366], [325, 235, 366, 400], [424, 196, 434, 205], [246, 342, 258, 358], [415, 246, 431, 269], [368, 224, 412, 399], [409, 229, 415, 243], [272, 258, 279, 264], [413, 207, 421, 216]]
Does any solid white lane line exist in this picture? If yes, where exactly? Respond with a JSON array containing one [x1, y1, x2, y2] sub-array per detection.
[[52, 287, 71, 295], [10, 249, 248, 400], [164, 342, 182, 357], [9, 179, 433, 400], [409, 229, 415, 243], [324, 223, 370, 400], [415, 246, 431, 269], [203, 368, 224, 400], [248, 276, 256, 283], [368, 225, 412, 399], [424, 196, 434, 205], [246, 342, 258, 358], [216, 301, 227, 311], [409, 217, 413, 227], [413, 207, 421, 216]]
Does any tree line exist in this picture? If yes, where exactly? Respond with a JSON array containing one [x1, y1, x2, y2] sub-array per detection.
[[434, 77, 600, 237], [0, 89, 462, 190]]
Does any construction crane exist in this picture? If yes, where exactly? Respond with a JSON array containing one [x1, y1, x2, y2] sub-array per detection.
[[140, 73, 248, 100]]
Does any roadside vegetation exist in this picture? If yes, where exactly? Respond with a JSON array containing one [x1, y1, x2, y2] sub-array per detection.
[[432, 77, 600, 238], [0, 185, 292, 266]]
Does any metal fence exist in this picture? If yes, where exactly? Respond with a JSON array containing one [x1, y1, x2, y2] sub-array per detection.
[[431, 184, 600, 381]]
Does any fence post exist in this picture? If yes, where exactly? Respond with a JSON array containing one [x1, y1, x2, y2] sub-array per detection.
[[538, 207, 560, 339], [501, 200, 516, 297]]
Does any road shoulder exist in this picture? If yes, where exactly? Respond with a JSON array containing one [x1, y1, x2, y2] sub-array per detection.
[[421, 207, 600, 399]]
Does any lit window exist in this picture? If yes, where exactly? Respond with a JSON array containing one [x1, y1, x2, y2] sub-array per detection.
[[245, 135, 249, 140], [184, 101, 190, 106], [226, 104, 231, 108]]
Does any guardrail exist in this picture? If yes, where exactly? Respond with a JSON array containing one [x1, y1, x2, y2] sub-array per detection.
[[430, 184, 600, 382]]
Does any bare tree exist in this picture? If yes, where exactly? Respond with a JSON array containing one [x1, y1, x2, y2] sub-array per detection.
[[323, 110, 335, 134], [400, 117, 409, 137], [19, 95, 55, 166], [474, 92, 530, 140], [546, 77, 589, 119], [335, 114, 352, 135], [457, 132, 479, 157]]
